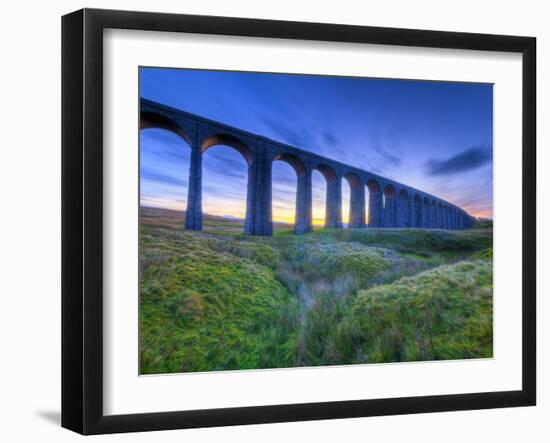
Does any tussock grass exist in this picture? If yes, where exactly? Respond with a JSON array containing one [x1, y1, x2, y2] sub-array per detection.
[[140, 225, 300, 374], [332, 260, 493, 364]]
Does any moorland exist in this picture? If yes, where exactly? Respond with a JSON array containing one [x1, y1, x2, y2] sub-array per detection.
[[139, 206, 493, 374]]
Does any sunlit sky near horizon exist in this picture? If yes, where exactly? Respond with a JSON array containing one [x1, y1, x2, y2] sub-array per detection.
[[140, 67, 493, 224]]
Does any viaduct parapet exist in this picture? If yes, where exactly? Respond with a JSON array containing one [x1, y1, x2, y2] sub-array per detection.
[[140, 98, 476, 235]]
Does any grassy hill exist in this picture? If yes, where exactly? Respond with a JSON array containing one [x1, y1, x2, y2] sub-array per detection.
[[139, 206, 493, 374]]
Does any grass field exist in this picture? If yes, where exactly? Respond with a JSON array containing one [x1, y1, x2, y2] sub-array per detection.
[[139, 206, 493, 374]]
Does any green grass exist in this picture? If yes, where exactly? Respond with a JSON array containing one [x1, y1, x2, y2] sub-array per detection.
[[332, 260, 493, 364], [139, 206, 493, 373], [316, 227, 493, 259], [140, 226, 300, 373]]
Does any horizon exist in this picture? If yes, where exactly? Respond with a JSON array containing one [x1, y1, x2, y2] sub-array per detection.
[[139, 204, 493, 225], [140, 67, 493, 224]]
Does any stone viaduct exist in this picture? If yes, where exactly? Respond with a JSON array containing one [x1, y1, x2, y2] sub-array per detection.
[[140, 98, 475, 236]]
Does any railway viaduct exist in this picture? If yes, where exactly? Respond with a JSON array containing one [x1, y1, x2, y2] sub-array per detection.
[[141, 98, 475, 236]]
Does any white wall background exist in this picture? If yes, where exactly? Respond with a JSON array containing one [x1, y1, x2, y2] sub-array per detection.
[[0, 0, 546, 441]]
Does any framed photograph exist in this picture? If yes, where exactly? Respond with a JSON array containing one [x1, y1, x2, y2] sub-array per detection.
[[62, 8, 536, 435]]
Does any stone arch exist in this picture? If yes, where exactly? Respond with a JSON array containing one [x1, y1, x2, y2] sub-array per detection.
[[366, 179, 382, 227], [413, 194, 422, 228], [272, 153, 309, 233], [201, 133, 253, 166], [344, 172, 365, 228], [140, 111, 191, 146], [314, 164, 341, 228], [139, 114, 194, 229], [343, 172, 361, 189], [398, 189, 411, 228], [273, 153, 306, 176], [438, 202, 444, 228], [315, 163, 338, 183], [200, 138, 251, 233], [383, 184, 397, 227], [423, 196, 431, 228]]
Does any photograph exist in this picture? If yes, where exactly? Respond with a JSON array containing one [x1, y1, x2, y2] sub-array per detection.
[[138, 67, 494, 375]]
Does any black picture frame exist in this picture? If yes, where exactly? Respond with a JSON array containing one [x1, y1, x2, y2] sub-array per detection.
[[62, 8, 536, 435]]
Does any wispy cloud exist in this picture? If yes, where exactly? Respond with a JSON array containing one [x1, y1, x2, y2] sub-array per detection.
[[378, 148, 402, 168], [322, 131, 339, 146], [425, 146, 492, 176], [358, 143, 402, 178], [141, 169, 187, 187], [259, 115, 315, 148]]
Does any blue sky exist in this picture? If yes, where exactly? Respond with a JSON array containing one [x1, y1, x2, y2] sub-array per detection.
[[140, 67, 493, 223]]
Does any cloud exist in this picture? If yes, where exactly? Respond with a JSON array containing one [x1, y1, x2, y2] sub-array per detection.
[[204, 164, 247, 181], [425, 146, 492, 176], [358, 143, 402, 177], [322, 131, 339, 146], [379, 148, 402, 168], [141, 169, 187, 187], [259, 115, 315, 148], [141, 130, 190, 160]]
